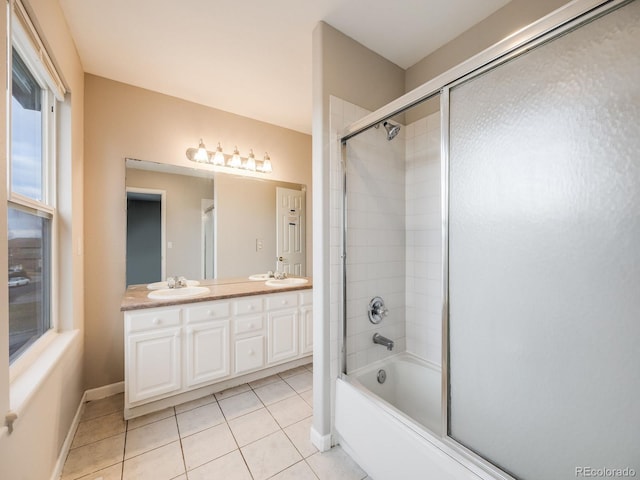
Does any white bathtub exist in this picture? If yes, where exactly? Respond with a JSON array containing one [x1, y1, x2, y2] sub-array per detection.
[[351, 353, 442, 434], [335, 353, 484, 480]]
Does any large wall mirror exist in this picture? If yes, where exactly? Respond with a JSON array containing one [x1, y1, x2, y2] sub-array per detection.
[[125, 158, 306, 286]]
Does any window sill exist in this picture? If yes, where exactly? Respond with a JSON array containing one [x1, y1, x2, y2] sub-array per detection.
[[7, 330, 80, 431]]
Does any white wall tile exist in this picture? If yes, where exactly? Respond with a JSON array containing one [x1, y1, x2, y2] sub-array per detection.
[[329, 99, 442, 382]]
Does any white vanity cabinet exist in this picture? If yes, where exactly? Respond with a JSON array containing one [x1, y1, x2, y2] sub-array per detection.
[[125, 308, 182, 404], [267, 293, 299, 364], [183, 302, 230, 388], [123, 288, 312, 418]]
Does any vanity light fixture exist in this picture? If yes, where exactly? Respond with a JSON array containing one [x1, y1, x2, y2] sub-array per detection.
[[186, 139, 273, 173]]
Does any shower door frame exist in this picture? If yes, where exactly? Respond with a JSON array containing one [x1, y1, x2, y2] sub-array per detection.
[[338, 0, 630, 478]]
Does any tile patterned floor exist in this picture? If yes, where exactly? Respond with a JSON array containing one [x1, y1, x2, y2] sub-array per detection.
[[60, 364, 369, 480]]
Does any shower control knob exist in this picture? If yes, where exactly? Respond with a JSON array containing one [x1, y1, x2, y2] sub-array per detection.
[[368, 296, 388, 324], [375, 305, 388, 317]]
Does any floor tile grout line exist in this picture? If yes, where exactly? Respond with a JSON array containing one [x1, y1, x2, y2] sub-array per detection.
[[174, 394, 217, 416], [267, 459, 320, 480], [77, 408, 125, 426], [172, 407, 189, 480], [120, 415, 129, 479], [215, 389, 261, 480], [68, 428, 126, 452], [302, 458, 322, 480], [281, 418, 314, 460], [122, 413, 186, 465], [220, 380, 309, 479], [127, 406, 179, 432], [220, 404, 257, 480]]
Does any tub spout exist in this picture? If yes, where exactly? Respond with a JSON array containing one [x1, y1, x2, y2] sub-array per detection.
[[373, 333, 394, 351]]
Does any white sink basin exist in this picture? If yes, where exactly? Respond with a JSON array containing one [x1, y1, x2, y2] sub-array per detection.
[[147, 280, 200, 290], [248, 273, 272, 281], [148, 286, 209, 300], [265, 278, 309, 287]]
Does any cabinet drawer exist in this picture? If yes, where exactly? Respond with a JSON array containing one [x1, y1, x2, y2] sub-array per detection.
[[184, 302, 230, 324], [235, 336, 265, 374], [126, 308, 181, 333], [300, 290, 313, 306], [266, 293, 298, 310], [234, 314, 264, 335], [234, 297, 263, 315]]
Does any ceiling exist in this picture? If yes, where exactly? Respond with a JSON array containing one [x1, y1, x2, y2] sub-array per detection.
[[59, 0, 511, 134]]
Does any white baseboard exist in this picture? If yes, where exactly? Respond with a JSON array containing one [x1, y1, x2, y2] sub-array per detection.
[[50, 381, 124, 480], [85, 381, 124, 402], [50, 391, 87, 480], [310, 426, 333, 452]]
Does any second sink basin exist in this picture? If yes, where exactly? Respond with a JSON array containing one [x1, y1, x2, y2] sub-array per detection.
[[265, 278, 309, 287], [148, 286, 210, 300]]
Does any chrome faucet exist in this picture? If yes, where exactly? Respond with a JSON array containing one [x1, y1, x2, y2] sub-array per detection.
[[273, 257, 288, 279], [167, 276, 187, 288], [373, 333, 394, 351]]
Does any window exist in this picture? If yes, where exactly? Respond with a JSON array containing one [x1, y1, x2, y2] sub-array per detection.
[[8, 12, 59, 364]]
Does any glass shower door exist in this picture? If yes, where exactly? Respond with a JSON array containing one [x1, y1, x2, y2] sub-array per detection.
[[446, 1, 640, 479]]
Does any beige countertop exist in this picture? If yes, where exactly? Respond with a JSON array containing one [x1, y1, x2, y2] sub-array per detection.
[[120, 277, 313, 311]]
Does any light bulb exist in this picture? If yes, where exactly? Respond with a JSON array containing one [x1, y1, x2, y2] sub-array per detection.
[[261, 152, 272, 173], [212, 142, 225, 165], [229, 146, 242, 168], [194, 139, 209, 163], [245, 149, 256, 171]]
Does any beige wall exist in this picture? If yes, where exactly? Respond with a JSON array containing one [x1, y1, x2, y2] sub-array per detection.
[[311, 20, 407, 445], [317, 22, 406, 115], [406, 0, 571, 91], [84, 75, 312, 389], [0, 0, 85, 478]]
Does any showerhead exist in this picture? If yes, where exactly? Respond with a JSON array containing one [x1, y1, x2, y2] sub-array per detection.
[[382, 121, 401, 141]]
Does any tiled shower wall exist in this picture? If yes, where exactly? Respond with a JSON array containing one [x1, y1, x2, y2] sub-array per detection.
[[405, 113, 442, 366], [329, 96, 442, 384], [344, 114, 406, 373]]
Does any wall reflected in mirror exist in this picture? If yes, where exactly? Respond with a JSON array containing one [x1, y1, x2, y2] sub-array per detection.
[[125, 158, 306, 286]]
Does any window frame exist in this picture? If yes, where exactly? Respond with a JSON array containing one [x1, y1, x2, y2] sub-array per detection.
[[7, 1, 60, 377]]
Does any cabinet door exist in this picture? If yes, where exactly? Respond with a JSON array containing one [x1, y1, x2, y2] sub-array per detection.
[[128, 327, 181, 404], [185, 320, 230, 387], [300, 306, 313, 354], [235, 336, 265, 374], [268, 309, 299, 364]]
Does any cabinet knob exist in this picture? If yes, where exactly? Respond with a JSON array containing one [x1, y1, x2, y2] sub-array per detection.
[[153, 318, 161, 325], [248, 349, 254, 355], [281, 300, 287, 305], [248, 305, 254, 311], [207, 310, 214, 316], [248, 323, 254, 329]]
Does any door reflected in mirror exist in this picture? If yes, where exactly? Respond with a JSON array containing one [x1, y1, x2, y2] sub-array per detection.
[[125, 158, 306, 286]]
